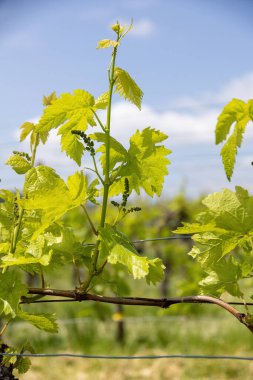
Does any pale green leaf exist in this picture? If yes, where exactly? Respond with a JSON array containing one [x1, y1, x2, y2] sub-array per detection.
[[0, 243, 9, 253], [15, 357, 31, 374], [215, 98, 251, 179], [97, 39, 118, 49], [199, 257, 243, 297], [91, 132, 127, 172], [203, 187, 253, 232], [22, 166, 90, 238], [174, 222, 224, 235], [99, 224, 149, 279], [109, 128, 171, 197], [0, 251, 53, 268], [94, 92, 109, 110], [37, 89, 95, 133], [174, 186, 253, 298], [220, 124, 247, 181], [18, 310, 58, 333], [146, 258, 165, 285], [0, 271, 27, 318], [20, 122, 35, 142], [249, 100, 253, 120], [60, 129, 84, 166], [0, 190, 15, 236], [6, 154, 31, 174], [215, 99, 249, 144], [43, 91, 57, 106], [67, 171, 88, 203], [190, 232, 245, 267], [114, 67, 143, 110], [23, 166, 69, 196], [36, 89, 95, 164]]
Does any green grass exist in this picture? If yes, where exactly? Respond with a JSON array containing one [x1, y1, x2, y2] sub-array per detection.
[[5, 312, 253, 379]]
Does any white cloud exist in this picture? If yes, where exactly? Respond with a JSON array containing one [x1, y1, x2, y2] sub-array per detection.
[[5, 71, 253, 196], [171, 71, 253, 111], [216, 72, 253, 103], [130, 19, 155, 37], [110, 102, 217, 145]]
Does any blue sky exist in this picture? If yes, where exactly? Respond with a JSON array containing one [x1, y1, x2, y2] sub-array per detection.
[[1, 0, 253, 197]]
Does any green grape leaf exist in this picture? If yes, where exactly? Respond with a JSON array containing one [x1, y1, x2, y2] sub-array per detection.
[[99, 224, 164, 282], [20, 122, 35, 142], [22, 166, 90, 238], [0, 243, 9, 253], [249, 100, 253, 120], [146, 258, 165, 285], [220, 124, 247, 181], [202, 187, 253, 232], [43, 91, 57, 106], [59, 125, 84, 165], [91, 132, 127, 172], [174, 186, 253, 297], [45, 225, 92, 270], [188, 232, 245, 268], [87, 178, 100, 204], [215, 98, 251, 180], [99, 224, 149, 279], [110, 127, 171, 197], [36, 89, 96, 164], [0, 190, 15, 236], [199, 257, 243, 297], [0, 232, 54, 269], [93, 91, 109, 111], [0, 251, 53, 269], [17, 310, 58, 333], [23, 166, 69, 198], [37, 89, 95, 133], [94, 92, 109, 110], [215, 99, 249, 144], [15, 357, 31, 374], [6, 154, 32, 174], [0, 271, 27, 318], [67, 171, 88, 204], [97, 39, 118, 49], [175, 222, 224, 234], [114, 67, 143, 110], [19, 121, 48, 147]]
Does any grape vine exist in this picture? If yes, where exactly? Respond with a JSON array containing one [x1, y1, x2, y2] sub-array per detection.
[[1, 20, 253, 378]]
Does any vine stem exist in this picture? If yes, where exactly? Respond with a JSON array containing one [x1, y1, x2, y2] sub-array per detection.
[[0, 320, 10, 337], [81, 31, 120, 291], [91, 155, 104, 185], [92, 110, 106, 132], [31, 132, 39, 167], [27, 288, 253, 333], [81, 205, 98, 236], [10, 133, 40, 254]]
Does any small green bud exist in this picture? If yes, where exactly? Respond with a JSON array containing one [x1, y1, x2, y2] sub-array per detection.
[[111, 22, 124, 35]]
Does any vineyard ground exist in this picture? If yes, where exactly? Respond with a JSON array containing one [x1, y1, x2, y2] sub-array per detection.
[[7, 315, 253, 379]]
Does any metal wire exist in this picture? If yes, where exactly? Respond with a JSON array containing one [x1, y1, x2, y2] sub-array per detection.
[[0, 352, 253, 361], [82, 235, 192, 247]]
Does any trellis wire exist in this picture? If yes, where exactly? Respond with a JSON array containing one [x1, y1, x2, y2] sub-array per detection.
[[1, 352, 253, 361], [82, 235, 192, 247], [4, 235, 251, 362]]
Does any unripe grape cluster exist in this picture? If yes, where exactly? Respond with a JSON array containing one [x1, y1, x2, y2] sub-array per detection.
[[13, 151, 31, 162], [71, 130, 95, 156], [111, 178, 141, 214]]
